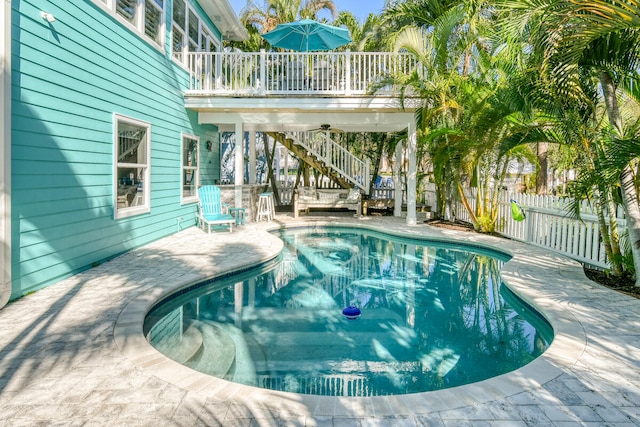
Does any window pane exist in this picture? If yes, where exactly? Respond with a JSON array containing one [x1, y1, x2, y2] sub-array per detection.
[[173, 0, 185, 29], [117, 125, 147, 164], [183, 169, 196, 198], [116, 0, 137, 25], [183, 137, 198, 167], [182, 136, 199, 200], [172, 26, 184, 60], [117, 166, 146, 206], [200, 29, 212, 51], [144, 0, 162, 44], [188, 9, 199, 43], [115, 116, 150, 217]]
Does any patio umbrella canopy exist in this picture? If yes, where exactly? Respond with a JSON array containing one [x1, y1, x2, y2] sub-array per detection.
[[262, 19, 352, 52]]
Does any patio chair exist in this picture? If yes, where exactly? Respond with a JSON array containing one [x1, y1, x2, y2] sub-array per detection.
[[284, 60, 306, 90], [197, 185, 235, 233], [312, 60, 334, 91]]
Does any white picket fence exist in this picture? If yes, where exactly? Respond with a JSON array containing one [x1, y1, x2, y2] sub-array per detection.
[[424, 184, 626, 269]]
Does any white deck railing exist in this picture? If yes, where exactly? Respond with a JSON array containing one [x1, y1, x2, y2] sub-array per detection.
[[424, 184, 626, 269], [186, 51, 419, 96]]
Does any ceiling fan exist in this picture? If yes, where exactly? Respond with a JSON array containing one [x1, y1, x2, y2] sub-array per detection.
[[309, 123, 344, 134]]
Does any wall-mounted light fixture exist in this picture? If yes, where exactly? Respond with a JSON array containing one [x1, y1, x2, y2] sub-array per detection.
[[206, 141, 212, 151], [41, 11, 56, 23]]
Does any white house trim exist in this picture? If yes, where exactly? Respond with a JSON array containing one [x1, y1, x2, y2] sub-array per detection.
[[406, 119, 417, 225], [200, 0, 248, 41], [198, 111, 414, 133], [0, 0, 11, 309], [234, 121, 244, 208]]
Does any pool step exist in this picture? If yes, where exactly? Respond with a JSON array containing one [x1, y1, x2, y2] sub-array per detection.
[[184, 321, 236, 379], [148, 320, 204, 364], [244, 333, 420, 363], [250, 358, 426, 374]]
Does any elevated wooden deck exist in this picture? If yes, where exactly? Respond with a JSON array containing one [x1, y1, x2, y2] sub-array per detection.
[[186, 51, 419, 98]]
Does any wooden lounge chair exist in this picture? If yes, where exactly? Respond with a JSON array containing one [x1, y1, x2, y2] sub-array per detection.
[[197, 185, 235, 233]]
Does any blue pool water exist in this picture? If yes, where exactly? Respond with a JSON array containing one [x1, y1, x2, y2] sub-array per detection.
[[144, 227, 553, 397]]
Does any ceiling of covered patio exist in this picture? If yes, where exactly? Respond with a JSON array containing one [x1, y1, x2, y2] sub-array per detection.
[[186, 96, 417, 133]]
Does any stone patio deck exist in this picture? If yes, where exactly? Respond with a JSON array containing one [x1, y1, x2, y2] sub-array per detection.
[[1, 214, 639, 426]]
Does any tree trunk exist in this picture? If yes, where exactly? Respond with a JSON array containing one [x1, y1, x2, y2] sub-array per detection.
[[368, 134, 386, 197], [606, 194, 623, 276], [601, 71, 640, 285], [536, 142, 549, 195], [594, 186, 622, 276], [263, 134, 282, 206], [458, 183, 478, 226]]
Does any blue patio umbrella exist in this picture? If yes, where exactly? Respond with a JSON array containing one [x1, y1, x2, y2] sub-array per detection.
[[261, 19, 352, 52]]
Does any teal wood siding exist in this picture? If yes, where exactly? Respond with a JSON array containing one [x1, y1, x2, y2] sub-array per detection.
[[200, 130, 221, 185], [10, 0, 222, 299]]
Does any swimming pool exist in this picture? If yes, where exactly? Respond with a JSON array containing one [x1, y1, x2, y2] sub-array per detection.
[[144, 227, 553, 397]]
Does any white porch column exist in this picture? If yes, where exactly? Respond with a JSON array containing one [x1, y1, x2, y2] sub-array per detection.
[[234, 121, 244, 207], [393, 142, 402, 217], [0, 0, 12, 309], [275, 144, 281, 183], [248, 131, 256, 184], [406, 119, 417, 225], [283, 148, 289, 185]]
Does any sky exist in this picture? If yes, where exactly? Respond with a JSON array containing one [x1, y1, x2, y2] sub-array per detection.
[[227, 0, 388, 24]]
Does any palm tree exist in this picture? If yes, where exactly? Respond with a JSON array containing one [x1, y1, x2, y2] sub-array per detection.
[[497, 65, 628, 277], [333, 11, 383, 52], [499, 0, 640, 285], [381, 0, 516, 229], [240, 0, 337, 35], [226, 0, 339, 51]]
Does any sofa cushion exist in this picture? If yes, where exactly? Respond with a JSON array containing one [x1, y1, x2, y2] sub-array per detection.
[[297, 187, 317, 200], [317, 191, 341, 203], [345, 188, 360, 203]]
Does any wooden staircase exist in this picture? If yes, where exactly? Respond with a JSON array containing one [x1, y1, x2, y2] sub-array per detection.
[[267, 131, 370, 194]]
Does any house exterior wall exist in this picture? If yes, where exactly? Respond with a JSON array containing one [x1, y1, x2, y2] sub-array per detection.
[[8, 0, 222, 301]]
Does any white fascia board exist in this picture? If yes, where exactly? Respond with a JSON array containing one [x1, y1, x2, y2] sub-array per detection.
[[0, 0, 11, 309], [185, 96, 413, 112], [199, 0, 248, 41], [199, 111, 414, 133]]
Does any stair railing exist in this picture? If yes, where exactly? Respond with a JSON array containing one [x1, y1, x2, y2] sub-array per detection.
[[284, 131, 370, 193]]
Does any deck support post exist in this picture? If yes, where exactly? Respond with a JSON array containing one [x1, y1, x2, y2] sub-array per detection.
[[249, 131, 256, 184], [406, 119, 417, 225], [394, 142, 402, 217], [234, 121, 244, 208]]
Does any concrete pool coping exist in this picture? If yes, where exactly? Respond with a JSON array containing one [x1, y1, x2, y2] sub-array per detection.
[[114, 217, 590, 418]]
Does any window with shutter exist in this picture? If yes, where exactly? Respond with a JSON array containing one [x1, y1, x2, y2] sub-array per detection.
[[188, 9, 199, 43], [116, 0, 137, 25], [145, 0, 163, 44], [173, 0, 185, 27], [172, 26, 185, 62], [93, 0, 165, 49], [169, 0, 221, 65]]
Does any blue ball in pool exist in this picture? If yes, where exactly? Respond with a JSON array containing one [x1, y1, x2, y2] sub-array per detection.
[[342, 306, 361, 320]]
